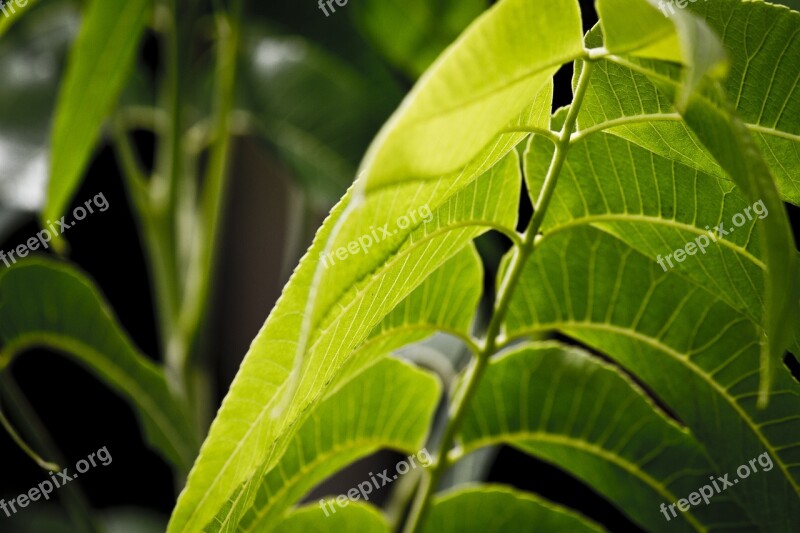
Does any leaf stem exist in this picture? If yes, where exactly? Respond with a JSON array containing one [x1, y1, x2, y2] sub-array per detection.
[[178, 3, 240, 412], [0, 401, 60, 472], [402, 59, 595, 533], [0, 375, 101, 533], [111, 117, 183, 398]]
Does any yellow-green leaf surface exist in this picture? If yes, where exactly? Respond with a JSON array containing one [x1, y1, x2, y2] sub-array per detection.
[[341, 243, 483, 382], [597, 0, 728, 100], [459, 343, 753, 531], [422, 485, 602, 533], [207, 357, 440, 531], [0, 259, 198, 472], [45, 0, 149, 223], [357, 0, 583, 192]]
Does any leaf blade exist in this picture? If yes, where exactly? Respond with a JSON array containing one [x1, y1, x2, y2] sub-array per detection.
[[459, 343, 755, 531], [358, 0, 583, 191], [503, 227, 800, 528], [423, 485, 603, 533], [0, 259, 198, 472], [45, 0, 149, 223], [209, 357, 440, 531]]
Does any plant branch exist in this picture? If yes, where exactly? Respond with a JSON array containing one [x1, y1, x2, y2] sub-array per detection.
[[402, 59, 596, 533], [179, 6, 239, 358], [176, 1, 240, 430], [111, 116, 182, 389]]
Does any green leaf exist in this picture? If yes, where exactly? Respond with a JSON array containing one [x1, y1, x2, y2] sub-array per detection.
[[596, 0, 682, 59], [358, 0, 583, 191], [351, 0, 488, 79], [525, 131, 767, 339], [596, 0, 728, 103], [206, 357, 440, 531], [168, 146, 522, 532], [45, 0, 149, 223], [459, 343, 754, 531], [346, 243, 484, 377], [210, 237, 485, 530], [502, 227, 800, 529], [423, 485, 602, 532], [0, 259, 198, 472], [272, 502, 389, 533]]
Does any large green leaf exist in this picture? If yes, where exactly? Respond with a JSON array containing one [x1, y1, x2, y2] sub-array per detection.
[[357, 0, 583, 191], [169, 145, 523, 532], [272, 502, 389, 533], [0, 259, 198, 472], [502, 227, 800, 529], [207, 357, 440, 531], [422, 485, 602, 533], [169, 2, 800, 531], [459, 343, 754, 531], [45, 0, 149, 223]]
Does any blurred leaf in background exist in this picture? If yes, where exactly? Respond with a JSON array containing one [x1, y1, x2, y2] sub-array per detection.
[[352, 0, 489, 79], [237, 0, 488, 209]]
